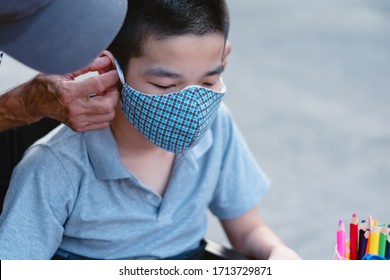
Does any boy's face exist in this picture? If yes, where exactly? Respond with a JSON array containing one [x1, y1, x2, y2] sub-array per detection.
[[124, 34, 226, 95]]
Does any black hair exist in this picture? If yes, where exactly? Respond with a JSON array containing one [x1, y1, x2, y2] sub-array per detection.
[[108, 0, 230, 75]]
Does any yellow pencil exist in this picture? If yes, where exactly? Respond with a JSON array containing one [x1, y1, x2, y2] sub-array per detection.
[[368, 220, 380, 255], [346, 240, 350, 260]]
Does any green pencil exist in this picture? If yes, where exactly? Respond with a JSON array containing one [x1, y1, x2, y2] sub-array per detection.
[[378, 224, 387, 257]]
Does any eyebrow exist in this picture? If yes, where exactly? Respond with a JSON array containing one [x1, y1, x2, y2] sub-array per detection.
[[204, 65, 225, 77], [145, 67, 182, 78], [144, 64, 225, 79]]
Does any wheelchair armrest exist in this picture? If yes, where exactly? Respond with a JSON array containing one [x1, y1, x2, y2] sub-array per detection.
[[204, 238, 253, 260]]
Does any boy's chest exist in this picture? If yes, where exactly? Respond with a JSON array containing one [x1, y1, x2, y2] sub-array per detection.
[[121, 153, 176, 196]]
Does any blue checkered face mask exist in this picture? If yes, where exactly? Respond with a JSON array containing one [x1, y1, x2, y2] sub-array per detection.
[[115, 60, 226, 153]]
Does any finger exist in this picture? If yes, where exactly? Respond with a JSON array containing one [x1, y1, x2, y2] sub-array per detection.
[[63, 86, 119, 123], [80, 110, 116, 124], [67, 108, 116, 131], [68, 70, 119, 98], [66, 55, 112, 79], [69, 121, 112, 132], [88, 86, 119, 111], [82, 122, 112, 132]]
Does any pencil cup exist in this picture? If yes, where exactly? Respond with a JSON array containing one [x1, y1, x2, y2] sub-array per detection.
[[335, 244, 388, 260], [334, 245, 346, 260], [362, 254, 387, 260]]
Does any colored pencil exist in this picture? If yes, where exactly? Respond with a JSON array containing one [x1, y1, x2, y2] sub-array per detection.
[[365, 215, 374, 254], [357, 219, 367, 259], [367, 215, 374, 230], [358, 229, 370, 260], [368, 220, 380, 255], [385, 231, 390, 260], [337, 220, 346, 259], [349, 213, 359, 260], [378, 224, 387, 258]]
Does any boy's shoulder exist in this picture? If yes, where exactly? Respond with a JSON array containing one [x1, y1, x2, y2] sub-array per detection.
[[22, 124, 91, 168], [32, 124, 81, 148]]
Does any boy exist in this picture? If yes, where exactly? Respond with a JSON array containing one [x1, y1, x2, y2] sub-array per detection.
[[0, 0, 301, 260]]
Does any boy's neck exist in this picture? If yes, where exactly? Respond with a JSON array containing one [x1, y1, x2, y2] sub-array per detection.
[[110, 105, 176, 196], [110, 105, 167, 156]]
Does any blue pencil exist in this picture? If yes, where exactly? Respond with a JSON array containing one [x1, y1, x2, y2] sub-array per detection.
[[358, 229, 370, 260], [386, 231, 390, 260], [357, 220, 367, 260]]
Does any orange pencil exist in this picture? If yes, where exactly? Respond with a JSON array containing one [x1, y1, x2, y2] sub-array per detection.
[[368, 220, 380, 255], [349, 213, 358, 260], [366, 215, 373, 254]]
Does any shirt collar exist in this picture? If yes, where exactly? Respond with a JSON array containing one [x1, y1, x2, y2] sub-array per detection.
[[84, 127, 213, 181], [84, 128, 130, 180], [189, 129, 213, 160]]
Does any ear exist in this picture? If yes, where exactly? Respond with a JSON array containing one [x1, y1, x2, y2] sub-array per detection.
[[222, 40, 232, 68], [99, 50, 123, 91], [98, 50, 116, 74]]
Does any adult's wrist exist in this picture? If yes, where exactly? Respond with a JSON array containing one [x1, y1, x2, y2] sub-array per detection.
[[21, 74, 48, 122]]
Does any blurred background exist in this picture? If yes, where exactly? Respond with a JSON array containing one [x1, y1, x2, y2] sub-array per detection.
[[1, 0, 390, 259], [206, 0, 390, 259]]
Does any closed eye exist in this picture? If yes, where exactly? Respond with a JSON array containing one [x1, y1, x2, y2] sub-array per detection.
[[151, 83, 176, 90]]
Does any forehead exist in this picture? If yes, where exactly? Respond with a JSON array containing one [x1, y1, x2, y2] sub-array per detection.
[[129, 34, 225, 74]]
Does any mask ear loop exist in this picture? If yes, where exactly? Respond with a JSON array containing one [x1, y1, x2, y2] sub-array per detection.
[[114, 59, 125, 85]]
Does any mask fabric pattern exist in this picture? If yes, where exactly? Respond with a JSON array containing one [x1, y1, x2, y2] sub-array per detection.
[[115, 60, 225, 153]]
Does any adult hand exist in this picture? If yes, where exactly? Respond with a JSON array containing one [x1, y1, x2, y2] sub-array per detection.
[[23, 51, 120, 132]]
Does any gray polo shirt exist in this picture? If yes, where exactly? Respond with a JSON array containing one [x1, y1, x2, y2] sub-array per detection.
[[0, 103, 270, 260]]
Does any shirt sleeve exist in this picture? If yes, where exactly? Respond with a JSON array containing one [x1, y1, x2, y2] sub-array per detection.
[[0, 144, 76, 259], [209, 105, 271, 220]]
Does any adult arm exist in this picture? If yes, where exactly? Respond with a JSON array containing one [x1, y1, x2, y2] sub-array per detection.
[[0, 52, 119, 132]]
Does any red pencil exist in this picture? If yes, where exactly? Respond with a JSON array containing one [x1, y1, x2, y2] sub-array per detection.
[[349, 213, 359, 260]]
